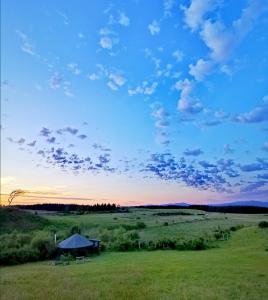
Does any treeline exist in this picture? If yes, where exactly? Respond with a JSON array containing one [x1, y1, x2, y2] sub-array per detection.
[[16, 203, 121, 213], [137, 205, 268, 214]]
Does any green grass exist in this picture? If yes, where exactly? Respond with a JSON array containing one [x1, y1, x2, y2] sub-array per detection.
[[0, 208, 49, 234], [43, 208, 268, 242], [1, 226, 268, 300]]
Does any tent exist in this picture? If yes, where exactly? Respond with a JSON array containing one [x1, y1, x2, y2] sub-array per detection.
[[57, 233, 95, 249]]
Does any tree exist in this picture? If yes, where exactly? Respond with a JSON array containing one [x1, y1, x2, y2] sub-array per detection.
[[7, 190, 25, 206]]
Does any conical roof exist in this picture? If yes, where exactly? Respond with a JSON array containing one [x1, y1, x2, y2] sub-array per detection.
[[57, 233, 94, 249]]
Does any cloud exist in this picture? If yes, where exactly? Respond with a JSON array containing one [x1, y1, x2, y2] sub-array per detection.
[[223, 144, 234, 155], [148, 20, 160, 35], [67, 63, 81, 75], [202, 119, 222, 126], [16, 30, 36, 56], [57, 127, 78, 135], [240, 159, 268, 172], [240, 181, 267, 193], [128, 81, 157, 96], [40, 127, 52, 137], [46, 137, 56, 144], [189, 59, 214, 81], [184, 148, 203, 156], [107, 81, 119, 91], [49, 72, 62, 89], [181, 0, 217, 32], [142, 152, 232, 192], [199, 0, 267, 62], [109, 73, 126, 87], [144, 82, 158, 95], [262, 141, 268, 152], [200, 20, 234, 62], [156, 131, 170, 145], [78, 32, 85, 39], [163, 0, 175, 17], [118, 12, 130, 27], [27, 141, 36, 147], [77, 134, 87, 140], [151, 104, 170, 145], [99, 37, 114, 49], [17, 138, 25, 145], [233, 103, 268, 123], [257, 173, 268, 180], [172, 50, 184, 62], [87, 73, 100, 81], [175, 79, 203, 114]]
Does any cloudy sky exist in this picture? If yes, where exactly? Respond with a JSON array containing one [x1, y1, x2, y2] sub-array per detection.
[[1, 0, 268, 206]]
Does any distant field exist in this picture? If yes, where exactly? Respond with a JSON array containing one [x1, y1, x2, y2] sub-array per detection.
[[42, 208, 267, 242], [1, 227, 268, 300]]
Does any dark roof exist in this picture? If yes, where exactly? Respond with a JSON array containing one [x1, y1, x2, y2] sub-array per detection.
[[57, 234, 94, 249]]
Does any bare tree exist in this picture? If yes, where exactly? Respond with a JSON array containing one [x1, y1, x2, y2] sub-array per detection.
[[7, 190, 25, 206]]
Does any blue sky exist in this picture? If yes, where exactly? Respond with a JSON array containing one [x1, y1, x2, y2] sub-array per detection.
[[1, 0, 268, 205]]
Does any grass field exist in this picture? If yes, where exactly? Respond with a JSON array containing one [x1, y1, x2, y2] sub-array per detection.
[[1, 226, 268, 300], [42, 208, 268, 242]]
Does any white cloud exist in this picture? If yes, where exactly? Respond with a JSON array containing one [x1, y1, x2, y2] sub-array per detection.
[[128, 81, 157, 96], [181, 0, 217, 32], [78, 32, 85, 39], [200, 20, 233, 62], [99, 37, 114, 49], [99, 27, 116, 36], [189, 59, 214, 81], [263, 95, 268, 103], [49, 72, 62, 89], [163, 0, 175, 17], [175, 79, 203, 114], [107, 81, 118, 91], [172, 50, 184, 62], [148, 20, 160, 35], [109, 73, 126, 87], [144, 82, 158, 95], [67, 63, 81, 75], [87, 73, 99, 81], [118, 12, 130, 27], [16, 30, 36, 56], [263, 141, 268, 151], [128, 86, 144, 96]]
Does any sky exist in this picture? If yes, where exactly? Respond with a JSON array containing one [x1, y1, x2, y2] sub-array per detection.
[[1, 0, 268, 206]]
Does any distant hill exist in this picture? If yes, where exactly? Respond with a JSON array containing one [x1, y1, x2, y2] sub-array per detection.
[[208, 201, 268, 208], [160, 201, 268, 208]]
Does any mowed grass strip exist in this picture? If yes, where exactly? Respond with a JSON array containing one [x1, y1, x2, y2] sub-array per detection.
[[1, 227, 268, 300]]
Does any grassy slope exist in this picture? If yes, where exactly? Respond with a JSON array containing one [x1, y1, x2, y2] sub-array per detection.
[[1, 227, 268, 300], [0, 208, 49, 234]]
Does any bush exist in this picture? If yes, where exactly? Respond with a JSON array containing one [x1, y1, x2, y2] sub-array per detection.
[[230, 225, 244, 231], [31, 233, 56, 259], [258, 221, 268, 228], [69, 225, 81, 235], [120, 222, 146, 231], [163, 222, 169, 226], [136, 222, 146, 229], [0, 231, 56, 265]]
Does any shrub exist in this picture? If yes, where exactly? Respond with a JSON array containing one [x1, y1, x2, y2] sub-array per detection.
[[69, 225, 81, 235], [163, 222, 169, 226], [258, 221, 268, 228], [136, 222, 146, 229], [126, 231, 140, 241], [230, 224, 244, 231]]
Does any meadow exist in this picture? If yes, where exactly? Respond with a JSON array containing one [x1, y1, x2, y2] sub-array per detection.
[[1, 207, 268, 299], [1, 226, 268, 300]]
